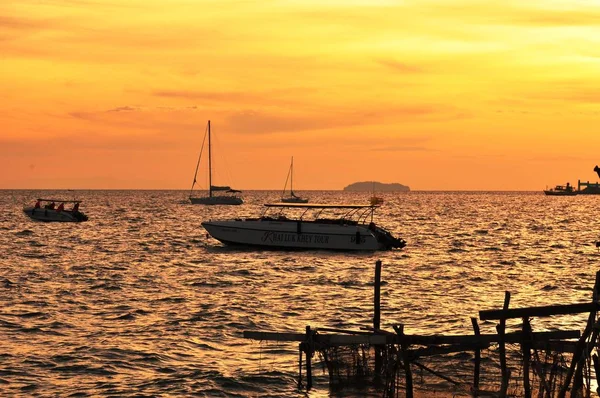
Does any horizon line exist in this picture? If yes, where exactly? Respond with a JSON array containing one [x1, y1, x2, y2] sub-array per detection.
[[0, 188, 552, 192]]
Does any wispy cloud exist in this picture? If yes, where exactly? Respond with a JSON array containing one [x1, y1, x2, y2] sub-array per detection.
[[0, 15, 54, 30], [377, 59, 424, 73], [153, 90, 257, 102], [370, 145, 433, 152], [107, 106, 139, 112]]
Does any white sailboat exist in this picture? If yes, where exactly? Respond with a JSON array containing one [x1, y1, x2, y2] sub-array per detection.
[[189, 120, 243, 205], [281, 156, 308, 203]]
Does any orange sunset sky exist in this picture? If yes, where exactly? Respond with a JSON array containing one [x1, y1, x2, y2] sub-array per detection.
[[2, 0, 600, 190]]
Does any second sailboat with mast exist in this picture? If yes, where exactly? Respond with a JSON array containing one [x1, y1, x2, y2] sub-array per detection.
[[281, 156, 308, 203], [189, 120, 243, 205]]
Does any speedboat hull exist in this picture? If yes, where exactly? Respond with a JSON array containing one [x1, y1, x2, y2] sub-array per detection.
[[190, 196, 243, 205], [202, 219, 403, 251], [23, 207, 88, 222], [543, 190, 577, 196]]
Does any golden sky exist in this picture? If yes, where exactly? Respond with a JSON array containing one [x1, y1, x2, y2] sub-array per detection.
[[2, 0, 600, 190]]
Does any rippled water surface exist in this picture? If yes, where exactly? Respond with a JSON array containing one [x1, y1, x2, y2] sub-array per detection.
[[1, 190, 599, 397]]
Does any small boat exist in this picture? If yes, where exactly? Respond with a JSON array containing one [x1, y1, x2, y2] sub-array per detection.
[[369, 181, 384, 205], [202, 203, 406, 251], [544, 183, 578, 196], [189, 120, 243, 205], [23, 199, 88, 222], [370, 196, 384, 205], [281, 156, 308, 203]]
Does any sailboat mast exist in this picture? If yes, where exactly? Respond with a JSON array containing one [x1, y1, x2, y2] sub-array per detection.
[[208, 120, 212, 198], [290, 156, 293, 194], [189, 122, 208, 199]]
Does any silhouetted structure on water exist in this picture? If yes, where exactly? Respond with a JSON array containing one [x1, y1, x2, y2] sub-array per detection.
[[577, 165, 600, 194], [244, 261, 600, 397]]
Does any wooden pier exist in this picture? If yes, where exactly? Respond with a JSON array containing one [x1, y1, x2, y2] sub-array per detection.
[[243, 261, 600, 397], [578, 180, 600, 194]]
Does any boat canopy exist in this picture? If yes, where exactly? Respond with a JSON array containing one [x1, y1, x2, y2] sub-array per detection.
[[36, 198, 82, 203], [226, 189, 242, 193], [264, 203, 378, 209]]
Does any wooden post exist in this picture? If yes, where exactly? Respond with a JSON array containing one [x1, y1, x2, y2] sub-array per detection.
[[394, 324, 413, 398], [522, 317, 532, 398], [571, 321, 600, 397], [559, 272, 600, 398], [297, 343, 303, 389], [592, 354, 600, 396], [374, 260, 382, 376], [305, 326, 313, 391], [497, 291, 511, 398], [471, 317, 481, 395], [594, 270, 600, 301], [374, 260, 382, 330]]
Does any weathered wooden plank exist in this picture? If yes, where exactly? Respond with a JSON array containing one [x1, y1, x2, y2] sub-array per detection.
[[244, 329, 580, 345], [480, 302, 598, 320], [316, 327, 374, 336], [401, 330, 580, 345], [360, 326, 397, 335], [320, 334, 388, 345]]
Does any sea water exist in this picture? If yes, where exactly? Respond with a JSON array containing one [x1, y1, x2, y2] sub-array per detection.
[[0, 190, 598, 397]]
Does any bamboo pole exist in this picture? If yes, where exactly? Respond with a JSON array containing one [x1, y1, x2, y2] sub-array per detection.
[[497, 291, 510, 398], [480, 302, 599, 320], [471, 317, 481, 396], [305, 325, 313, 391], [374, 260, 382, 376], [394, 324, 413, 398], [412, 360, 460, 385], [592, 354, 600, 396], [522, 317, 532, 398], [571, 322, 600, 397], [297, 343, 303, 389], [559, 272, 600, 398]]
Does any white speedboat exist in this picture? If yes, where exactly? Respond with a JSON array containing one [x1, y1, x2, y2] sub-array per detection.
[[201, 203, 405, 251], [23, 199, 88, 222]]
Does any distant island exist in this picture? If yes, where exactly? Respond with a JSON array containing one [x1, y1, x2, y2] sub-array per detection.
[[343, 181, 410, 192]]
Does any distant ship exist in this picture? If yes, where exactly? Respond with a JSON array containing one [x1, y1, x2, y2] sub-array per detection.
[[543, 184, 577, 196]]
